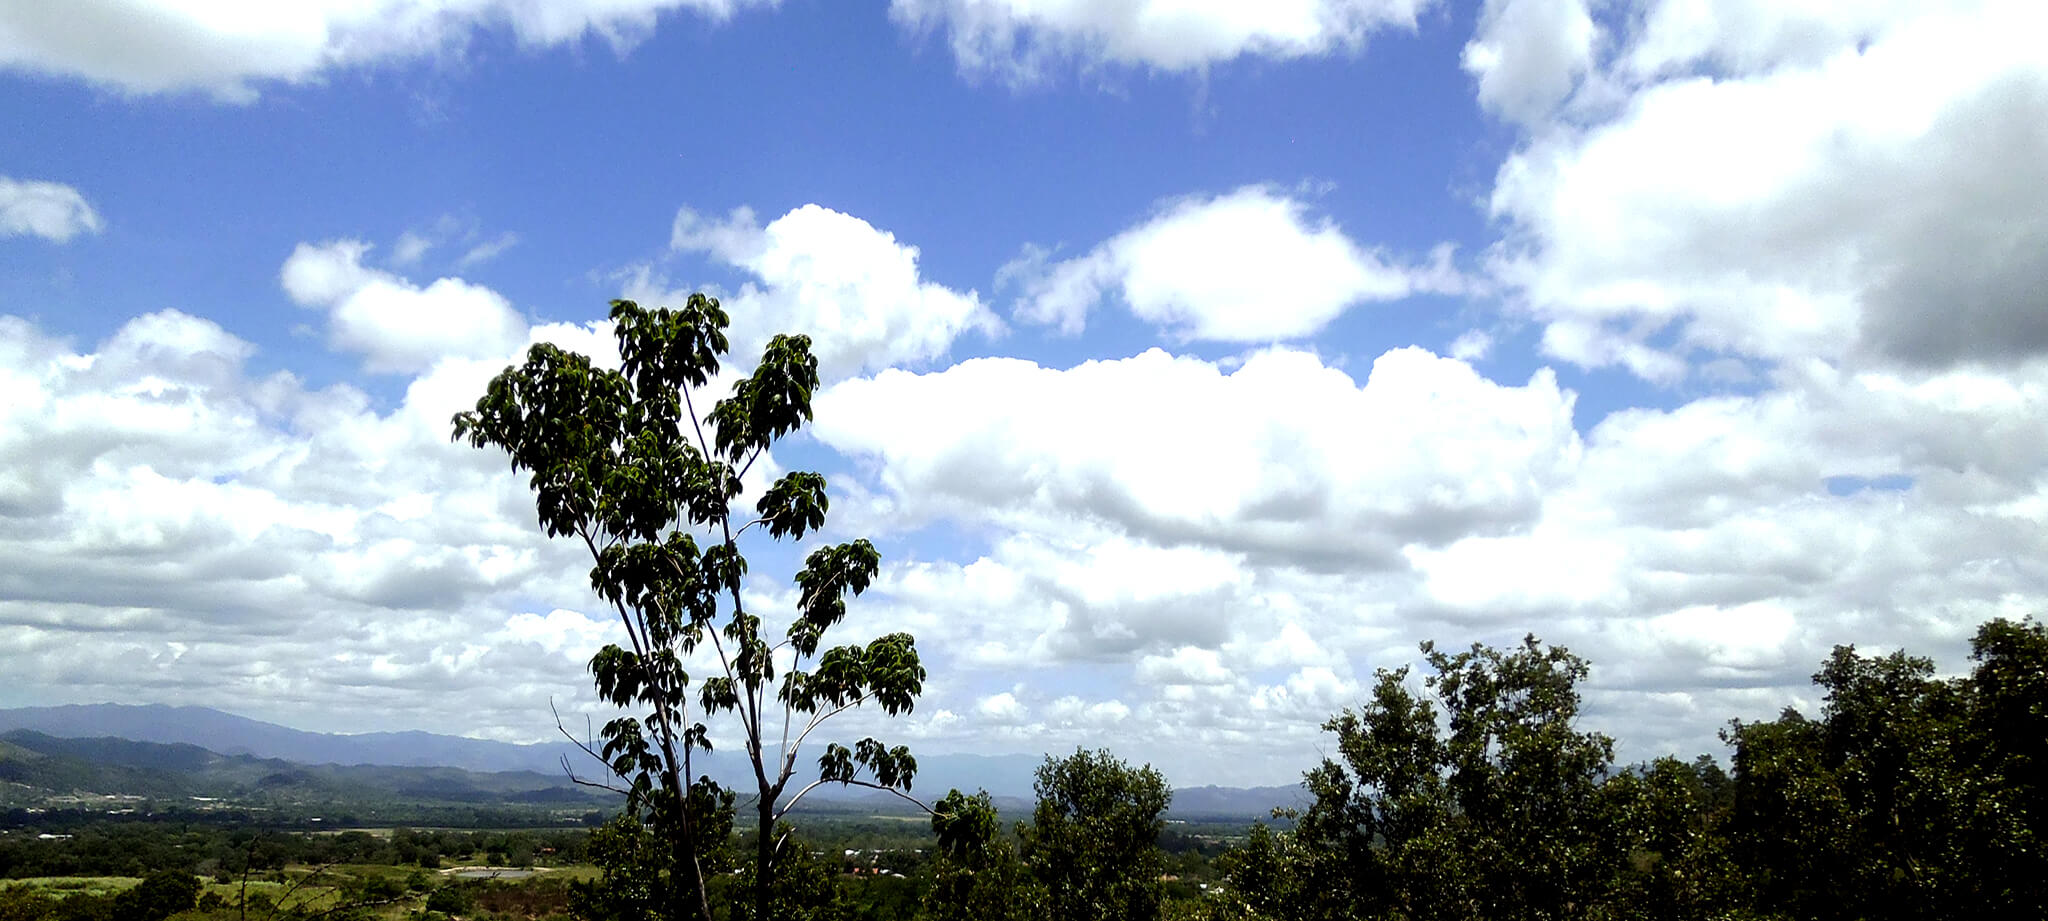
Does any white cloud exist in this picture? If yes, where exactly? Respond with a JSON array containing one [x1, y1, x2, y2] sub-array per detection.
[[0, 308, 629, 742], [812, 326, 2048, 778], [501, 608, 624, 659], [0, 175, 103, 242], [977, 691, 1027, 723], [888, 0, 1432, 82], [1461, 0, 1597, 125], [1448, 329, 1493, 361], [1484, 0, 2048, 375], [12, 301, 2048, 783], [390, 232, 434, 267], [0, 0, 774, 102], [1005, 187, 1464, 341], [281, 240, 530, 374], [816, 345, 1578, 564], [660, 203, 1002, 380], [1622, 0, 1935, 78], [457, 231, 520, 269], [1137, 646, 1231, 685]]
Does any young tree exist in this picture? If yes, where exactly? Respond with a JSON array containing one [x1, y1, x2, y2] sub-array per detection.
[[454, 297, 928, 921], [1020, 748, 1173, 921]]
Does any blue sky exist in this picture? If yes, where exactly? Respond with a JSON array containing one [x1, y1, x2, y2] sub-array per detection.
[[3, 0, 2045, 787]]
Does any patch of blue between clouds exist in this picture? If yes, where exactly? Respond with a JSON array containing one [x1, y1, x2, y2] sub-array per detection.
[[1824, 474, 1915, 497]]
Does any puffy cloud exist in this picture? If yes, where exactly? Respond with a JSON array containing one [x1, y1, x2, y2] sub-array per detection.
[[0, 0, 773, 102], [816, 345, 1579, 566], [977, 691, 1027, 723], [1138, 646, 1232, 685], [810, 326, 2048, 777], [1005, 186, 1464, 341], [1484, 0, 2048, 376], [865, 530, 1250, 666], [1399, 356, 2048, 752], [281, 240, 530, 374], [14, 298, 2048, 783], [1622, 0, 1936, 78], [889, 0, 1432, 82], [0, 308, 630, 741], [1461, 0, 1597, 125], [0, 175, 103, 242], [662, 204, 1002, 380]]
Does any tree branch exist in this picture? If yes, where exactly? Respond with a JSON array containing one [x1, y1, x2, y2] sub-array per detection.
[[778, 777, 933, 822], [791, 694, 868, 756]]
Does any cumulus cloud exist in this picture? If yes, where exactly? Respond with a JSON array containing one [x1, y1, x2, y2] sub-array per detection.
[[888, 0, 1432, 82], [0, 0, 773, 102], [816, 345, 1578, 566], [1483, 0, 2048, 376], [0, 175, 103, 242], [1004, 187, 1464, 341], [807, 322, 2048, 777], [281, 239, 530, 374], [661, 203, 1002, 379], [1461, 0, 1597, 125], [1398, 355, 2048, 748], [12, 298, 2048, 782], [0, 308, 638, 741]]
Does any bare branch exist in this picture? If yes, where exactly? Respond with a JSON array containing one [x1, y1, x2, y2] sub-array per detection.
[[792, 694, 869, 755]]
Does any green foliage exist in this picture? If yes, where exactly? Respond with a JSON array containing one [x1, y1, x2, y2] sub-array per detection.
[[1724, 617, 2048, 920], [1265, 635, 1623, 921], [1216, 618, 2048, 921], [919, 790, 1034, 921], [108, 870, 197, 921], [1020, 749, 1171, 921], [1599, 755, 1742, 921], [424, 884, 473, 915], [1966, 615, 2048, 916], [454, 298, 925, 921], [572, 810, 731, 921], [726, 827, 845, 921]]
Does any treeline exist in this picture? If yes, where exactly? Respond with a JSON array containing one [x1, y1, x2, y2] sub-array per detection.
[[1204, 615, 2047, 921]]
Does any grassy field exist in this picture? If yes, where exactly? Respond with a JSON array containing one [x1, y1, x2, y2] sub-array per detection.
[[0, 876, 140, 897]]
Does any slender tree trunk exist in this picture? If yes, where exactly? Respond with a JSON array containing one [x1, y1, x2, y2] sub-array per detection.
[[755, 795, 775, 920]]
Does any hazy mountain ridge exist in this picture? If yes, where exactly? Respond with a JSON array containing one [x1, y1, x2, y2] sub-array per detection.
[[0, 729, 618, 808], [0, 703, 588, 773], [0, 704, 1301, 817]]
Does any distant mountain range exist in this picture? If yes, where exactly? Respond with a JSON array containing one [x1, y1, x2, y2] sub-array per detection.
[[0, 729, 614, 810], [0, 704, 1301, 818], [0, 704, 589, 775]]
